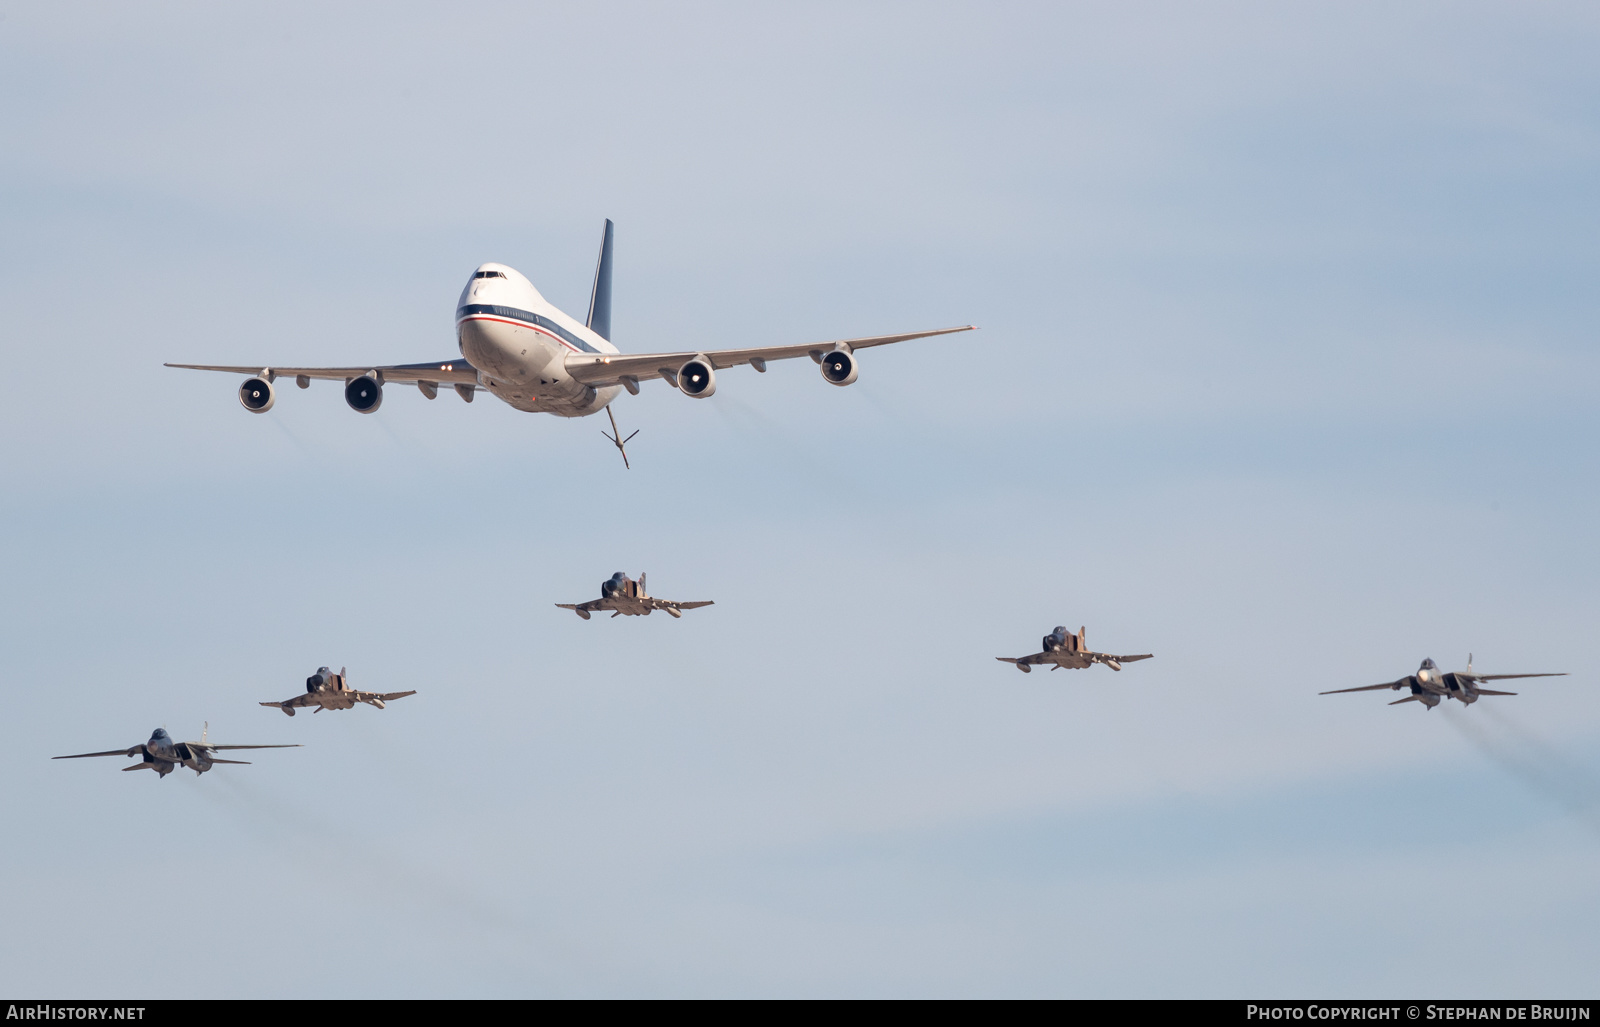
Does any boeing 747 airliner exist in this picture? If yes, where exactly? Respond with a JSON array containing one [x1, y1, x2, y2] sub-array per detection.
[[168, 221, 974, 434]]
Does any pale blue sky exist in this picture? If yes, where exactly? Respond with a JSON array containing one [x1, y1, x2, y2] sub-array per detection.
[[1, 1, 1597, 997]]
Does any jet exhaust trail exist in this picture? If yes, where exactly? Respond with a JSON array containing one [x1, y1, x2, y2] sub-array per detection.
[[1442, 706, 1600, 837]]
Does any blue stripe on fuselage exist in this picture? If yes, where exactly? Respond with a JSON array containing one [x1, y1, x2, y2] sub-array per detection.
[[457, 304, 601, 354]]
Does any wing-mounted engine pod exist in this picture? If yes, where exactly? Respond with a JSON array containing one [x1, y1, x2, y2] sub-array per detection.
[[819, 348, 858, 386], [677, 356, 716, 398], [238, 377, 275, 413], [344, 375, 383, 414]]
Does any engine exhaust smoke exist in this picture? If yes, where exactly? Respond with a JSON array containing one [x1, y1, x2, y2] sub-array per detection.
[[1442, 706, 1600, 837]]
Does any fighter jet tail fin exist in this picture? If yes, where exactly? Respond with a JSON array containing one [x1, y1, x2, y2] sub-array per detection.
[[1474, 688, 1518, 696], [206, 758, 252, 765], [586, 219, 614, 341], [1388, 695, 1421, 705]]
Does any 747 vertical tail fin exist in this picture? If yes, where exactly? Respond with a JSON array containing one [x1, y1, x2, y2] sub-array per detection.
[[586, 219, 614, 342]]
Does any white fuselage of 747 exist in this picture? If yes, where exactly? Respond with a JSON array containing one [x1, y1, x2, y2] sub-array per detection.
[[455, 263, 622, 417]]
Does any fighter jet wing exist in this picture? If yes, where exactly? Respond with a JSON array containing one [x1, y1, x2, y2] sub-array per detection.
[[562, 327, 976, 388], [1319, 678, 1408, 695], [52, 746, 142, 760], [556, 600, 606, 613], [371, 691, 418, 702], [260, 695, 317, 710], [655, 600, 713, 610], [165, 359, 479, 386], [1110, 654, 1154, 663], [1474, 673, 1568, 681], [996, 653, 1049, 665]]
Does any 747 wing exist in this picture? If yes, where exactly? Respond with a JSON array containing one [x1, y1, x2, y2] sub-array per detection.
[[563, 327, 976, 391]]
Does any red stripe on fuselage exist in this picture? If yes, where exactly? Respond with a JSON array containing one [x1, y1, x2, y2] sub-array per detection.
[[458, 314, 585, 354]]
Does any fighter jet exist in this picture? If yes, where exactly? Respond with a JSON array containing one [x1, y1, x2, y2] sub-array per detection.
[[997, 625, 1153, 673], [53, 726, 300, 778], [556, 572, 713, 620], [1319, 657, 1567, 709], [260, 666, 417, 716]]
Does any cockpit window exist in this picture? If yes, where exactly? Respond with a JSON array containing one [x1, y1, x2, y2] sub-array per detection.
[[472, 270, 506, 280]]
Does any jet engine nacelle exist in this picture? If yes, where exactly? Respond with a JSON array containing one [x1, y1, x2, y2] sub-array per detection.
[[819, 348, 858, 387], [345, 375, 383, 413], [239, 377, 276, 413], [677, 356, 716, 398]]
